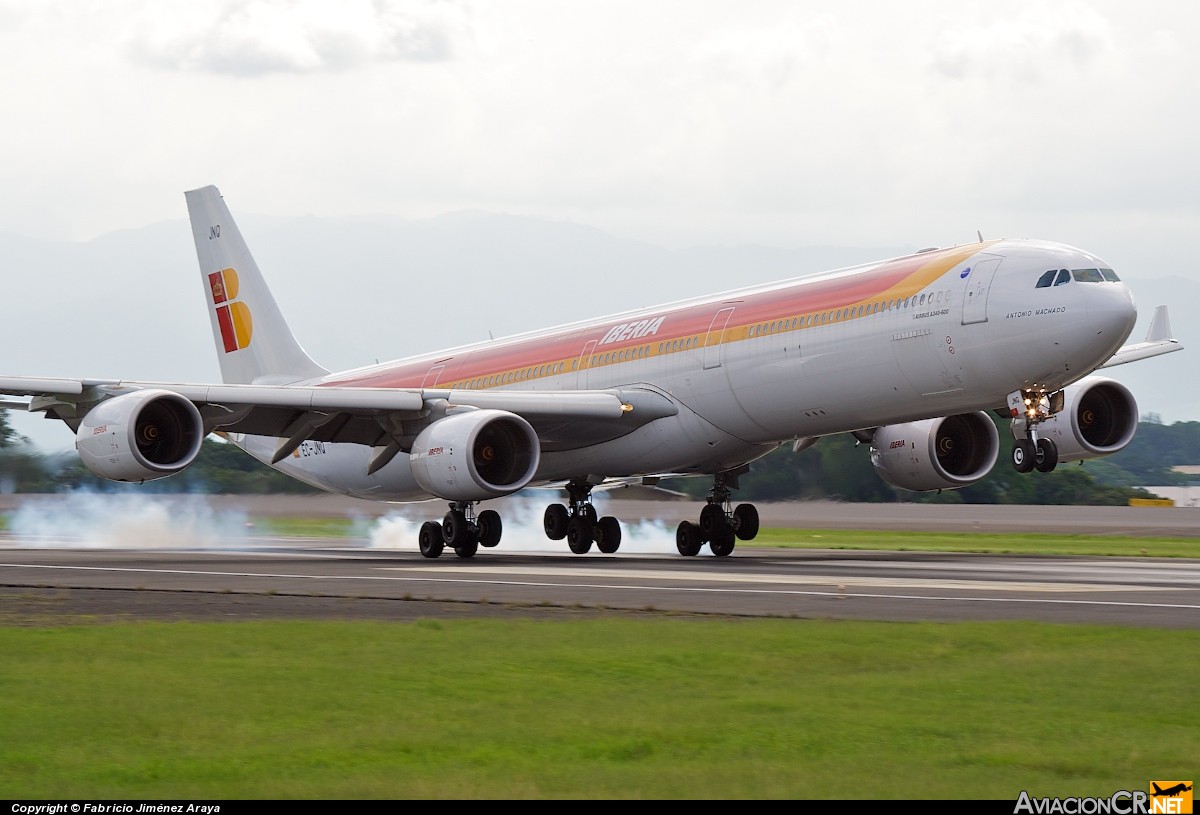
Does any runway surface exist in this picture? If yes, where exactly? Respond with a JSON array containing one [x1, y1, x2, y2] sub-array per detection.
[[2, 496, 1199, 627]]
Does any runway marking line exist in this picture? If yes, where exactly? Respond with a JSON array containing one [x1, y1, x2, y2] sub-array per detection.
[[3, 562, 1200, 613], [387, 565, 1171, 594]]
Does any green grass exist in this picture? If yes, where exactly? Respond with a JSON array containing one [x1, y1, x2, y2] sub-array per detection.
[[1, 619, 1196, 799], [4, 511, 1198, 798], [7, 510, 1200, 557], [9, 503, 1196, 560], [246, 516, 1200, 557], [250, 516, 362, 538]]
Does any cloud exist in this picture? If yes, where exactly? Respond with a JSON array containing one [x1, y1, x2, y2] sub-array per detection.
[[928, 4, 1116, 82], [128, 0, 466, 76]]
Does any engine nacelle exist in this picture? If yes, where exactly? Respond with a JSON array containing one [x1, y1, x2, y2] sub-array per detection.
[[409, 409, 541, 501], [1015, 376, 1138, 463], [76, 390, 205, 482], [870, 411, 999, 492]]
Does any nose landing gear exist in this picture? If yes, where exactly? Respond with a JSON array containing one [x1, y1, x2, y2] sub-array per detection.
[[1009, 389, 1060, 474]]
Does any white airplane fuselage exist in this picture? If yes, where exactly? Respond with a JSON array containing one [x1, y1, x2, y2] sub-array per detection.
[[240, 237, 1137, 501]]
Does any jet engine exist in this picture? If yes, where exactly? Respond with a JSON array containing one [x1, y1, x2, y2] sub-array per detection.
[[76, 389, 205, 482], [409, 409, 541, 501], [869, 411, 1000, 491], [1017, 376, 1138, 462]]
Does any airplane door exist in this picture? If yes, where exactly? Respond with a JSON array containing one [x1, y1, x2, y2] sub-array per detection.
[[961, 256, 1002, 325], [703, 307, 736, 369], [892, 330, 962, 397], [421, 364, 445, 387], [576, 340, 596, 388]]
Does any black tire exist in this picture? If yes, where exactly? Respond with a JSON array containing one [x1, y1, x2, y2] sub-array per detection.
[[733, 503, 759, 541], [418, 521, 444, 559], [566, 516, 593, 554], [1035, 438, 1059, 473], [543, 504, 569, 540], [477, 509, 503, 547], [595, 516, 622, 554], [698, 503, 726, 541], [709, 528, 736, 557], [442, 510, 470, 547], [455, 538, 479, 559], [1012, 439, 1036, 474], [676, 521, 701, 557]]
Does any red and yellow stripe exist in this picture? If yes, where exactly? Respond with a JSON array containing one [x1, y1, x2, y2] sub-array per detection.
[[323, 243, 987, 391]]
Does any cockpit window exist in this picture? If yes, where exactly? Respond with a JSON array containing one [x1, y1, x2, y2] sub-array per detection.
[[1038, 267, 1120, 288], [1071, 268, 1105, 283]]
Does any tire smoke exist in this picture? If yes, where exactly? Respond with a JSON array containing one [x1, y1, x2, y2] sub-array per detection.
[[7, 493, 250, 549], [367, 495, 681, 554]]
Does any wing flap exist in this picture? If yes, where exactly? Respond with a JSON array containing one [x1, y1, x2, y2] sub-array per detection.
[[434, 388, 629, 419], [0, 376, 88, 396], [0, 375, 676, 450], [174, 384, 426, 412]]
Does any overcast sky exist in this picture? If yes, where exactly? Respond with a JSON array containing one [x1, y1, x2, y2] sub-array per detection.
[[2, 0, 1197, 255], [2, 1, 1197, 450]]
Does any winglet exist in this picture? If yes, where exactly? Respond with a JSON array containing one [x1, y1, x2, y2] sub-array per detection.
[[186, 185, 328, 385], [1099, 305, 1183, 368], [1145, 304, 1174, 343]]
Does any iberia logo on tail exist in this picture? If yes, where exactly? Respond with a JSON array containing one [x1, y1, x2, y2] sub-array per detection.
[[209, 267, 253, 352]]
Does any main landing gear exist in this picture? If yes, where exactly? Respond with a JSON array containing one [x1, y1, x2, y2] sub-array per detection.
[[543, 479, 623, 554], [675, 470, 759, 558], [1008, 389, 1059, 475], [417, 501, 503, 559]]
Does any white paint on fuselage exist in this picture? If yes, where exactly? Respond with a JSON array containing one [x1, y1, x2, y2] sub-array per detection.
[[234, 239, 1137, 502]]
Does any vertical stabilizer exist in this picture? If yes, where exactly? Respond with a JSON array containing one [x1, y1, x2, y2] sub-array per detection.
[[185, 185, 328, 385]]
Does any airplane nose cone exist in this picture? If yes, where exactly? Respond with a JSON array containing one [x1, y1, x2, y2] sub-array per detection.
[[1086, 282, 1137, 355]]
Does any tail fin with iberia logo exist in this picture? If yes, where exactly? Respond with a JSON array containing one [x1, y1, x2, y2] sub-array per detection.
[[185, 185, 328, 385]]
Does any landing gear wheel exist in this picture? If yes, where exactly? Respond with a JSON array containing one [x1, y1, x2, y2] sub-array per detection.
[[418, 521, 444, 558], [477, 509, 503, 547], [699, 503, 726, 540], [595, 516, 622, 554], [676, 521, 702, 557], [544, 504, 569, 540], [733, 503, 759, 541], [566, 516, 593, 554], [454, 538, 479, 559], [443, 510, 471, 547], [709, 528, 735, 557], [1035, 438, 1059, 473], [1012, 439, 1036, 474]]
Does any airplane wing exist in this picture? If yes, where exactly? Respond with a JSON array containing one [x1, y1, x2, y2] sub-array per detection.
[[0, 377, 678, 453], [1099, 305, 1183, 368]]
